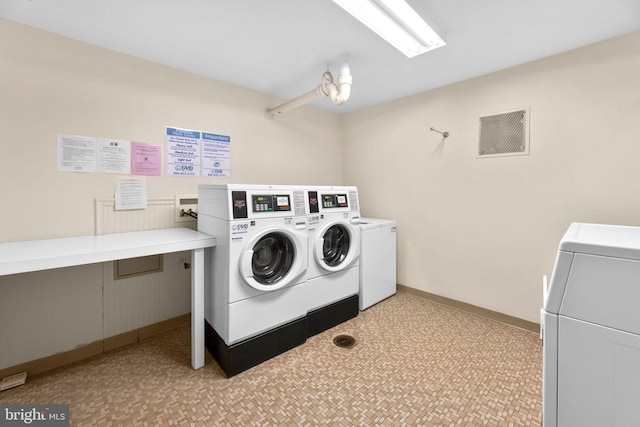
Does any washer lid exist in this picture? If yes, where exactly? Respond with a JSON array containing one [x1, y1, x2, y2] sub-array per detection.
[[560, 223, 640, 260], [359, 217, 396, 230]]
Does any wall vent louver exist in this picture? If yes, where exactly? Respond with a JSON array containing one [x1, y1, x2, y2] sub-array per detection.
[[478, 108, 529, 158]]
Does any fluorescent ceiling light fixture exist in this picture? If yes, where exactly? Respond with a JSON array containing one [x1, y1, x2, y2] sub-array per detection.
[[332, 0, 445, 58]]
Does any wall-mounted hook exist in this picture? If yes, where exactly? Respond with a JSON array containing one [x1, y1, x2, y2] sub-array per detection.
[[430, 127, 449, 138]]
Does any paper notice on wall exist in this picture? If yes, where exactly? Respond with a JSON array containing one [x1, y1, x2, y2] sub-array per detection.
[[57, 134, 97, 172], [131, 142, 161, 176], [166, 127, 201, 177], [97, 139, 131, 174], [58, 129, 230, 178], [202, 132, 231, 178], [115, 176, 147, 210]]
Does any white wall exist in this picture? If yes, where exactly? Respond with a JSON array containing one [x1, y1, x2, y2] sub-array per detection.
[[0, 19, 343, 242], [0, 265, 102, 368], [342, 31, 640, 323], [0, 19, 343, 369]]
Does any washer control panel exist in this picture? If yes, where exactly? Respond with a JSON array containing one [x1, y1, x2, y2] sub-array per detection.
[[252, 195, 291, 212], [321, 194, 348, 209]]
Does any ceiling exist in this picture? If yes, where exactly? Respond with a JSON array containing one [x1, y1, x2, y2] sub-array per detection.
[[2, 0, 640, 114]]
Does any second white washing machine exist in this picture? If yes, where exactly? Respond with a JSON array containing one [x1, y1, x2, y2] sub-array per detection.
[[305, 186, 361, 336], [198, 184, 309, 376]]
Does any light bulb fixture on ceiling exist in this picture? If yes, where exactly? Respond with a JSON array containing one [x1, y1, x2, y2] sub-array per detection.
[[332, 0, 445, 58]]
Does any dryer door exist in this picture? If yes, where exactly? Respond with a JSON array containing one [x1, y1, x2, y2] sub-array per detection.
[[239, 227, 307, 291], [314, 220, 360, 272]]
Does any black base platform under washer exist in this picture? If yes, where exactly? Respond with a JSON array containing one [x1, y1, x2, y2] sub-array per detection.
[[205, 317, 307, 378], [205, 295, 359, 377], [307, 294, 359, 337]]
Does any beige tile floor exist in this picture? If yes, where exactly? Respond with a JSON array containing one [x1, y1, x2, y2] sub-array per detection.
[[1, 292, 542, 426]]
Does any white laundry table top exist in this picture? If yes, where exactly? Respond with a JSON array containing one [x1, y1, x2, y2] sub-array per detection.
[[0, 228, 216, 276]]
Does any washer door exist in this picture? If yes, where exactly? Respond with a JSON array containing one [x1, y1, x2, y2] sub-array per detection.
[[314, 220, 360, 272], [239, 227, 307, 291]]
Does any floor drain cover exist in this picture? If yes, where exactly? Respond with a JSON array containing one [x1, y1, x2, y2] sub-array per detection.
[[333, 334, 357, 349]]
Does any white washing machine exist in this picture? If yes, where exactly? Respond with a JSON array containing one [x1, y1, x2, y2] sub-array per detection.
[[543, 223, 640, 426], [198, 184, 309, 376], [304, 186, 361, 335], [359, 218, 397, 310]]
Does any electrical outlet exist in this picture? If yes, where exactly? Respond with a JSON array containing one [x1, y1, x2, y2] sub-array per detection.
[[175, 194, 198, 222]]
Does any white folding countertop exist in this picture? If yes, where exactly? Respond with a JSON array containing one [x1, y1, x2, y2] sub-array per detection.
[[0, 228, 215, 276], [0, 227, 216, 370]]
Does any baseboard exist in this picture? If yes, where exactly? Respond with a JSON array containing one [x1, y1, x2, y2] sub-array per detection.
[[139, 314, 190, 340], [103, 330, 139, 352], [0, 341, 104, 382], [0, 313, 190, 381], [103, 314, 190, 351], [397, 284, 540, 333]]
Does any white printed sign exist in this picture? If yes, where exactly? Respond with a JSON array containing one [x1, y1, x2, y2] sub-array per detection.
[[202, 132, 231, 178]]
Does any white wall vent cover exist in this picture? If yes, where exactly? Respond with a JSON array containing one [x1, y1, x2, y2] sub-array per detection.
[[478, 108, 529, 158]]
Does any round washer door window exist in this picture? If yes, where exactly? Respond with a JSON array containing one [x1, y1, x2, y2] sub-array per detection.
[[251, 232, 295, 285], [322, 224, 351, 267]]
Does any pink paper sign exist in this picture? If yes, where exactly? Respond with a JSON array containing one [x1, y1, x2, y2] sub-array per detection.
[[131, 142, 161, 176]]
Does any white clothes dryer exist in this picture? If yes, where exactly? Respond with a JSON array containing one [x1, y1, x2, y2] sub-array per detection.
[[305, 186, 361, 335], [198, 184, 308, 376]]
